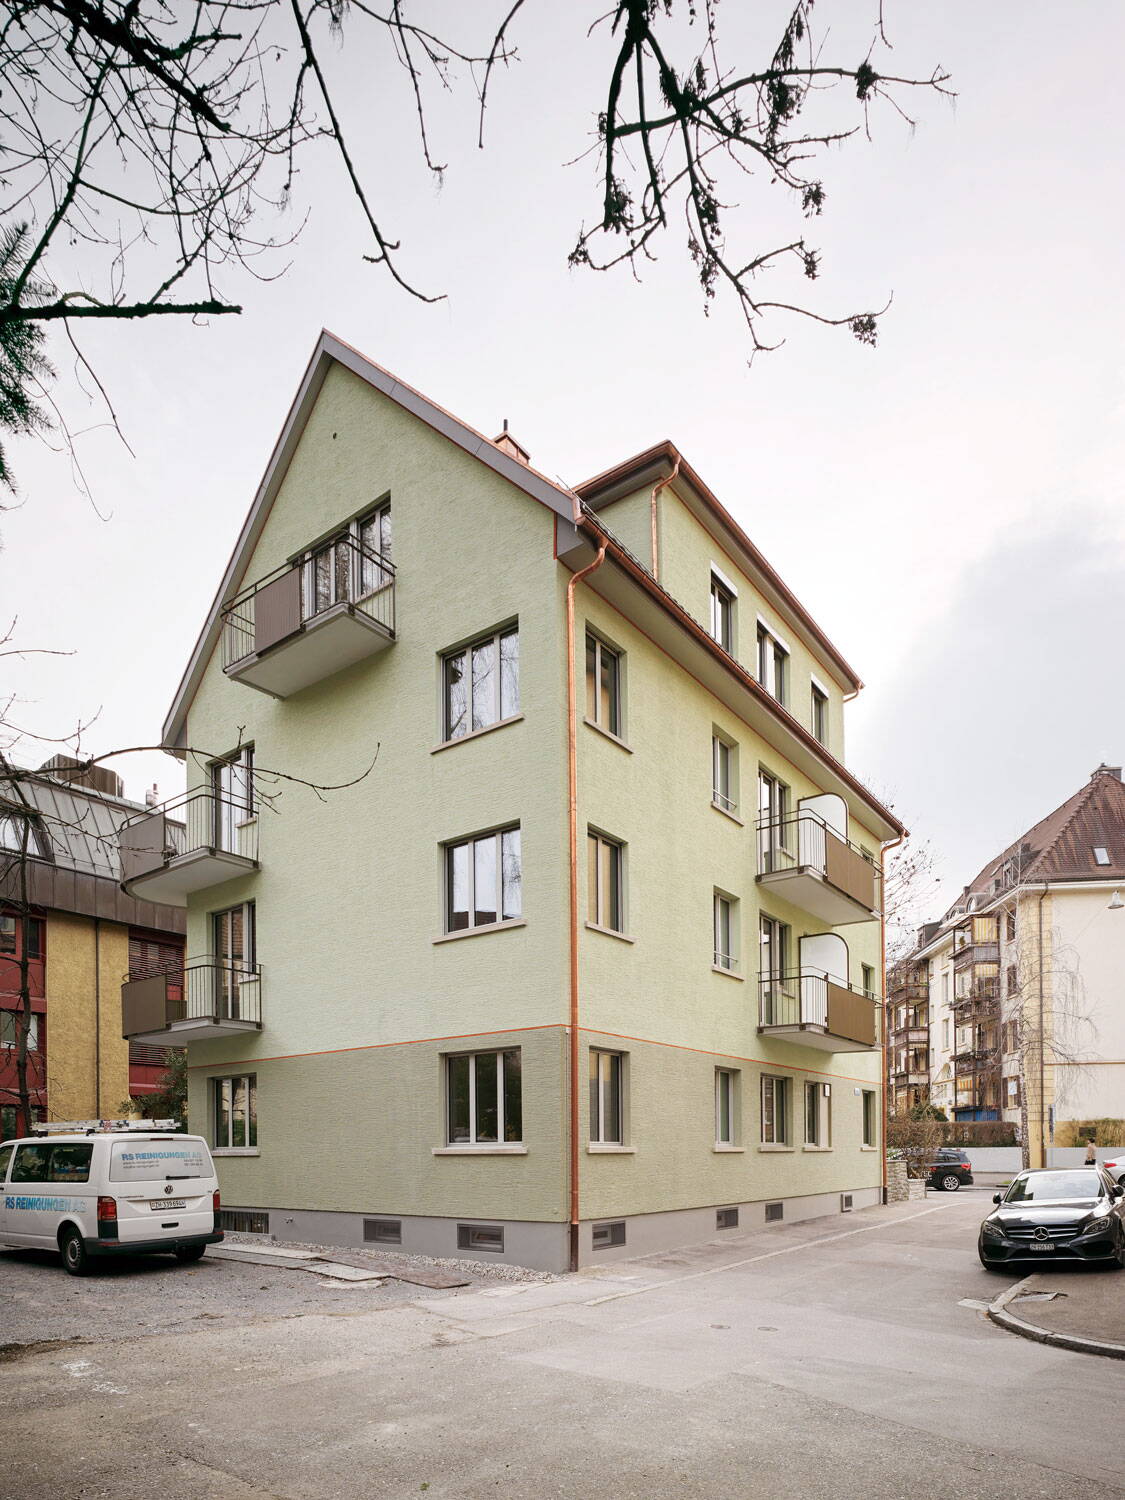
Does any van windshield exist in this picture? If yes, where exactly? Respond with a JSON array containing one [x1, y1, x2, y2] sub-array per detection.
[[109, 1139, 213, 1182]]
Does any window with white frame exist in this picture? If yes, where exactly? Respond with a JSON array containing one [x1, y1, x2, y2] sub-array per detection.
[[713, 892, 738, 972], [211, 744, 254, 851], [756, 623, 789, 707], [862, 1089, 878, 1147], [761, 1074, 790, 1145], [446, 1049, 522, 1144], [710, 574, 735, 653], [712, 733, 738, 814], [587, 830, 623, 933], [301, 503, 391, 619], [443, 625, 519, 741], [804, 1081, 831, 1146], [585, 633, 622, 737], [0, 1011, 38, 1049], [757, 769, 790, 872], [445, 827, 522, 932], [589, 1049, 624, 1143], [861, 963, 876, 998], [715, 1068, 738, 1145], [213, 1074, 256, 1149], [811, 684, 828, 744]]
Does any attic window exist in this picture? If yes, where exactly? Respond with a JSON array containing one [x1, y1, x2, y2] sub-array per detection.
[[1094, 847, 1111, 866]]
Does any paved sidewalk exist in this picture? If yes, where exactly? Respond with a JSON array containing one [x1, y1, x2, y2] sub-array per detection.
[[989, 1267, 1125, 1359]]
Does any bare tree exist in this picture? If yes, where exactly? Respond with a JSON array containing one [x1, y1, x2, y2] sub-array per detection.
[[0, 1, 951, 482]]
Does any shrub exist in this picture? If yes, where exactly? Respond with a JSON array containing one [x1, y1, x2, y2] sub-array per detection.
[[1055, 1119, 1125, 1148]]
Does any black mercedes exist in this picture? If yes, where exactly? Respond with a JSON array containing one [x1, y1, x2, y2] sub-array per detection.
[[978, 1167, 1125, 1271]]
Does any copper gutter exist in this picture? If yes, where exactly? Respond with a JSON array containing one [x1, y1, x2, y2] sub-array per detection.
[[566, 536, 608, 1272], [649, 455, 680, 581]]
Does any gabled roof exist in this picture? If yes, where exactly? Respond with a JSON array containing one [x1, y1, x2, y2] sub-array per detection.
[[576, 440, 862, 694], [965, 765, 1125, 892], [162, 331, 581, 748]]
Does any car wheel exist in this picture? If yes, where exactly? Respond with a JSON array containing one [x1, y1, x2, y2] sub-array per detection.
[[60, 1228, 91, 1277], [174, 1244, 206, 1264], [940, 1174, 961, 1192]]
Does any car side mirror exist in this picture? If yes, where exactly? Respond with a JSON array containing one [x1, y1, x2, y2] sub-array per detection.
[[992, 1193, 1002, 1204], [1113, 1184, 1124, 1199]]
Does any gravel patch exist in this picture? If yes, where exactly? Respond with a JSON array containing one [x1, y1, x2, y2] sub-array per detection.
[[221, 1231, 559, 1283]]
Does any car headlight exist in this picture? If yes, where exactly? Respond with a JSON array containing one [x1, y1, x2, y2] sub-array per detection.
[[1085, 1216, 1111, 1234], [982, 1220, 1005, 1239]]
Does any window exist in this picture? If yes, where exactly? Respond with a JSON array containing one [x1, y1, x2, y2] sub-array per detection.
[[214, 1074, 257, 1149], [302, 503, 391, 619], [11, 1144, 52, 1182], [710, 575, 735, 652], [713, 892, 737, 971], [589, 1049, 623, 1144], [1094, 846, 1111, 866], [446, 1049, 522, 1144], [811, 685, 828, 744], [364, 1218, 401, 1244], [1007, 964, 1018, 995], [1005, 1075, 1022, 1106], [715, 1069, 738, 1145], [862, 1090, 877, 1146], [755, 624, 789, 706], [587, 830, 623, 933], [211, 745, 254, 850], [0, 812, 46, 858], [804, 1082, 830, 1146], [1006, 911, 1016, 942], [0, 914, 43, 958], [861, 964, 876, 998], [592, 1220, 626, 1249], [716, 1207, 739, 1230], [757, 770, 790, 871], [443, 625, 519, 740], [0, 1011, 39, 1050], [759, 914, 789, 983], [212, 902, 255, 1019], [457, 1223, 504, 1252], [585, 633, 622, 737], [761, 1074, 790, 1145], [445, 827, 522, 932], [712, 734, 738, 814]]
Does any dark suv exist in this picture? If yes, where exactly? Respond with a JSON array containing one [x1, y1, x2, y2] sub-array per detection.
[[928, 1148, 973, 1191]]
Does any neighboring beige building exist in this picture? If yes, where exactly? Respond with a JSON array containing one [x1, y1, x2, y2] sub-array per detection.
[[890, 765, 1125, 1165], [118, 331, 903, 1270]]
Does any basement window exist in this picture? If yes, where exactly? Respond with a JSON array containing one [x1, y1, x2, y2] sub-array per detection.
[[764, 1202, 784, 1224], [592, 1220, 626, 1249], [716, 1207, 739, 1230], [363, 1218, 402, 1245], [457, 1223, 504, 1253], [218, 1209, 269, 1235]]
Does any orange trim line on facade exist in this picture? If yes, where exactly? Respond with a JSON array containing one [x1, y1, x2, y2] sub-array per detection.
[[576, 441, 861, 692], [187, 1022, 882, 1087], [576, 515, 904, 839]]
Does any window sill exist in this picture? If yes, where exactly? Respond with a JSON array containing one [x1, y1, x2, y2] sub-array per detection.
[[431, 715, 524, 755], [432, 1144, 528, 1156], [212, 1148, 260, 1157], [711, 964, 743, 981], [587, 1144, 635, 1154], [758, 1145, 794, 1153], [585, 922, 634, 944], [713, 1144, 745, 1154], [860, 1145, 880, 1152], [710, 800, 743, 826], [433, 919, 527, 945], [802, 1145, 833, 1153], [583, 718, 632, 753]]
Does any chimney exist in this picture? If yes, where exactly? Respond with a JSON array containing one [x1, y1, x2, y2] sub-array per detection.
[[1091, 763, 1122, 781], [493, 419, 530, 465], [39, 754, 125, 800], [145, 784, 160, 808]]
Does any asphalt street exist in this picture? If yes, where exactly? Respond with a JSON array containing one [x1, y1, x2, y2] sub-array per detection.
[[4, 1189, 1124, 1500]]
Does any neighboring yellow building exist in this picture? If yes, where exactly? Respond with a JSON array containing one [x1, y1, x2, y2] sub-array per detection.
[[1, 759, 185, 1135], [120, 332, 904, 1270]]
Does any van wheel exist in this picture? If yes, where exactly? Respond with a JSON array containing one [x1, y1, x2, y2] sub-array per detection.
[[60, 1228, 91, 1277], [174, 1244, 206, 1263]]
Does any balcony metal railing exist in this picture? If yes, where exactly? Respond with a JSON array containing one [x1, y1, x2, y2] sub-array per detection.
[[122, 956, 262, 1038], [758, 968, 881, 1047], [757, 812, 881, 914], [119, 788, 259, 886], [952, 939, 1000, 969], [220, 535, 395, 670]]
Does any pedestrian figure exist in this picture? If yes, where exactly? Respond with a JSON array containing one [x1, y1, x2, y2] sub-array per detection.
[[1084, 1138, 1097, 1166]]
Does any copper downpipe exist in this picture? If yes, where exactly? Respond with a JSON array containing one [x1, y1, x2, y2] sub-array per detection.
[[566, 534, 608, 1272], [880, 831, 904, 1202], [649, 456, 681, 581]]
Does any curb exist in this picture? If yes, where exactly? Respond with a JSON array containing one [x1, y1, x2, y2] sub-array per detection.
[[987, 1276, 1125, 1361]]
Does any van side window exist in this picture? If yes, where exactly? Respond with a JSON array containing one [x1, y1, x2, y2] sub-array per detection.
[[0, 1143, 13, 1181], [11, 1144, 52, 1182], [50, 1145, 93, 1183]]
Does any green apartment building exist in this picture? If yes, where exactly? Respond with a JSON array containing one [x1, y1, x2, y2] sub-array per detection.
[[119, 331, 903, 1271]]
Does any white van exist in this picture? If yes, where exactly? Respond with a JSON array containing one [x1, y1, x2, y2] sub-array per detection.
[[0, 1121, 224, 1275]]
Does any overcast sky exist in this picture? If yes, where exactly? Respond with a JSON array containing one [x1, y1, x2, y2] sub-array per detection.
[[1, 1, 1122, 922]]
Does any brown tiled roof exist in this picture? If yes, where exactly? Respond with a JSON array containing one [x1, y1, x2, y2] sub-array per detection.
[[966, 765, 1125, 893]]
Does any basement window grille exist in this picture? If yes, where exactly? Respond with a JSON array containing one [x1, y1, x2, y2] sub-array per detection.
[[716, 1207, 739, 1230], [363, 1218, 402, 1245], [219, 1209, 269, 1235], [457, 1223, 504, 1253], [840, 1193, 854, 1213], [592, 1220, 627, 1249], [764, 1201, 784, 1224]]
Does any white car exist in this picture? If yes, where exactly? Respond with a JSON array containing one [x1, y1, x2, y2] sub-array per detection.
[[1103, 1156, 1125, 1187], [0, 1121, 223, 1275]]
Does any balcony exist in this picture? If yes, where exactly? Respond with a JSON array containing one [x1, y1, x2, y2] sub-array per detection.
[[887, 978, 929, 1003], [758, 970, 881, 1052], [895, 1025, 929, 1047], [119, 789, 259, 905], [122, 957, 262, 1046], [756, 813, 880, 925], [894, 1070, 930, 1087], [953, 1050, 999, 1078], [221, 535, 395, 698], [952, 992, 1000, 1025], [953, 939, 999, 970]]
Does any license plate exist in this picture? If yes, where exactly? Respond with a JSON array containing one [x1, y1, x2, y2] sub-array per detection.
[[1028, 1242, 1055, 1252], [151, 1199, 187, 1210]]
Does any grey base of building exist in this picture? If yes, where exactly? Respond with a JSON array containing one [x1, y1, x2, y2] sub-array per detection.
[[227, 1185, 883, 1275]]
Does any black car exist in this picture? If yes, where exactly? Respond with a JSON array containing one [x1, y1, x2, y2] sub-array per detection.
[[978, 1167, 1125, 1271], [927, 1148, 974, 1191]]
